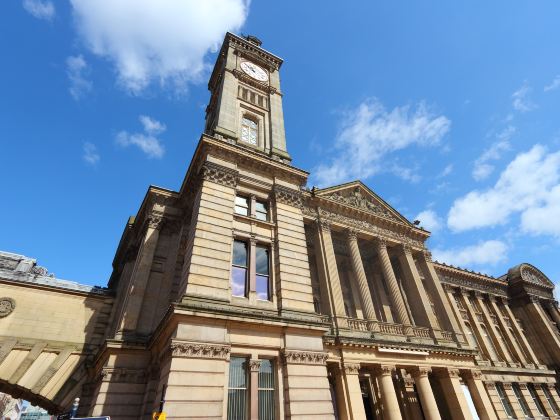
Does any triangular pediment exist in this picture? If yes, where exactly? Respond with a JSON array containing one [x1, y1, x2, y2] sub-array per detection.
[[314, 181, 411, 225]]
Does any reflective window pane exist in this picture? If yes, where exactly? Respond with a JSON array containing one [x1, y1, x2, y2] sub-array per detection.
[[255, 201, 268, 221], [231, 267, 247, 297], [256, 275, 269, 300], [235, 196, 249, 216], [255, 247, 269, 275], [233, 241, 248, 267]]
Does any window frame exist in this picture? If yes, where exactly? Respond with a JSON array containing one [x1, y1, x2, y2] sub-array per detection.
[[241, 115, 258, 146], [227, 356, 249, 420], [235, 195, 250, 216], [512, 383, 531, 418], [542, 384, 559, 415], [255, 244, 271, 301], [528, 384, 547, 416], [258, 358, 276, 420], [231, 240, 249, 298], [496, 383, 515, 418]]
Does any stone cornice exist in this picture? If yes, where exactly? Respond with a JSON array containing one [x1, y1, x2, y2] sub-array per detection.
[[226, 32, 283, 71], [274, 184, 303, 208], [435, 263, 508, 297]]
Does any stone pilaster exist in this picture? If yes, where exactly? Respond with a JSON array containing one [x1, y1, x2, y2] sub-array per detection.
[[434, 368, 473, 420], [249, 359, 262, 420], [342, 363, 367, 420], [346, 230, 377, 327], [487, 296, 526, 366], [410, 367, 441, 420], [524, 297, 560, 365], [375, 239, 411, 326], [314, 220, 348, 328], [459, 292, 499, 363], [501, 302, 540, 367]]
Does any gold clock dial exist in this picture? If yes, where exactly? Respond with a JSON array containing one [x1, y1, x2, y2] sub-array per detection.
[[240, 61, 268, 82]]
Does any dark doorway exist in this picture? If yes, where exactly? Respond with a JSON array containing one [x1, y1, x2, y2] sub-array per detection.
[[360, 378, 377, 420]]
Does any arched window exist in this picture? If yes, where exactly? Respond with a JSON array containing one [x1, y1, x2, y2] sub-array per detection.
[[241, 116, 258, 145]]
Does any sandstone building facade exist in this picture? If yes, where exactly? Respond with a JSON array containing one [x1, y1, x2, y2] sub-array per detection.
[[1, 33, 560, 419]]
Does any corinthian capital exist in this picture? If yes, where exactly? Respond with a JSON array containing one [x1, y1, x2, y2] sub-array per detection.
[[346, 229, 359, 242], [148, 212, 165, 230]]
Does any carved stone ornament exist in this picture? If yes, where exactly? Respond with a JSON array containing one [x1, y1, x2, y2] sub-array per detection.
[[0, 297, 15, 318], [200, 161, 238, 188], [148, 212, 165, 230], [466, 370, 482, 380], [323, 187, 397, 221], [274, 184, 303, 208], [249, 359, 262, 372], [282, 350, 328, 365], [520, 265, 553, 288], [410, 367, 431, 378], [343, 363, 361, 375], [318, 208, 424, 248], [375, 365, 395, 376], [171, 342, 231, 360], [100, 368, 146, 384]]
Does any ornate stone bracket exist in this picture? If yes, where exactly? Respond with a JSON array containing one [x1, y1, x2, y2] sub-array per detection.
[[282, 350, 328, 365], [171, 341, 231, 360], [200, 161, 239, 188]]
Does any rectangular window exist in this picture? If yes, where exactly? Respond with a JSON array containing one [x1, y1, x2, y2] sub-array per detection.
[[512, 384, 531, 418], [255, 246, 270, 300], [227, 357, 248, 420], [255, 200, 268, 221], [542, 384, 559, 415], [235, 195, 249, 216], [258, 359, 275, 420], [232, 240, 248, 297], [496, 383, 515, 418], [528, 384, 547, 416]]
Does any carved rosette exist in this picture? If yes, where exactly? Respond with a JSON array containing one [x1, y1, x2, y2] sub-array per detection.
[[343, 363, 361, 375], [274, 185, 303, 208], [249, 359, 262, 372], [100, 368, 146, 384], [171, 342, 231, 360], [282, 350, 328, 365], [0, 297, 15, 318], [200, 161, 238, 188]]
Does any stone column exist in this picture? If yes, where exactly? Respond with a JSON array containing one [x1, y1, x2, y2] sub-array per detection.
[[342, 363, 367, 420], [375, 239, 411, 326], [459, 292, 499, 363], [346, 230, 378, 328], [524, 296, 560, 365], [487, 296, 526, 366], [375, 365, 401, 420], [473, 293, 514, 366], [330, 364, 351, 420], [463, 370, 497, 420], [249, 359, 262, 420], [314, 220, 348, 328], [419, 252, 467, 345], [410, 367, 441, 420], [544, 300, 560, 329], [435, 368, 473, 420], [398, 245, 441, 337], [501, 302, 540, 367], [119, 212, 163, 334]]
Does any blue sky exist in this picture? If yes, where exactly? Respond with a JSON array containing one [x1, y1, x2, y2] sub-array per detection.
[[1, 1, 560, 288]]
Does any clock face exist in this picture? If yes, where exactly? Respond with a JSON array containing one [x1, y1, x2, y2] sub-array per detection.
[[240, 61, 268, 82]]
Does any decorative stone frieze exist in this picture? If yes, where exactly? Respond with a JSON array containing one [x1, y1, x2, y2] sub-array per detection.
[[171, 341, 231, 360], [282, 350, 328, 365], [100, 368, 146, 384], [343, 363, 361, 375], [273, 184, 303, 207], [322, 187, 398, 221], [520, 265, 553, 288], [0, 297, 15, 318], [200, 161, 238, 188]]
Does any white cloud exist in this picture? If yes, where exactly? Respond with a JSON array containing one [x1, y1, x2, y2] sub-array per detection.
[[448, 145, 560, 235], [415, 209, 442, 233], [66, 55, 92, 100], [438, 164, 453, 178], [544, 75, 560, 92], [83, 142, 100, 165], [432, 240, 508, 267], [22, 0, 55, 21], [69, 0, 249, 94], [116, 115, 166, 158], [472, 125, 515, 181], [313, 99, 451, 186], [512, 82, 536, 112]]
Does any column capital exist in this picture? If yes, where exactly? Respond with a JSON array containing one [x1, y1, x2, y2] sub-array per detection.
[[502, 382, 513, 390], [423, 249, 433, 261], [442, 283, 455, 293], [434, 367, 460, 379], [147, 212, 165, 230], [374, 237, 388, 250], [463, 369, 483, 380], [249, 234, 258, 245], [410, 366, 432, 378], [399, 243, 413, 256], [374, 364, 395, 377], [249, 359, 262, 372], [346, 228, 359, 242], [343, 363, 361, 375], [473, 290, 484, 299], [487, 294, 497, 303], [316, 219, 331, 233]]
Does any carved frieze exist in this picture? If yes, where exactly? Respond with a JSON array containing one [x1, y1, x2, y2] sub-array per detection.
[[521, 265, 553, 289], [0, 298, 15, 318], [100, 368, 146, 384], [171, 342, 231, 360], [201, 161, 238, 188], [438, 273, 507, 297], [274, 185, 303, 208], [282, 350, 328, 365]]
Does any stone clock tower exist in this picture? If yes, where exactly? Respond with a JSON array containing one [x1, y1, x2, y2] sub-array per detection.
[[205, 33, 291, 163]]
